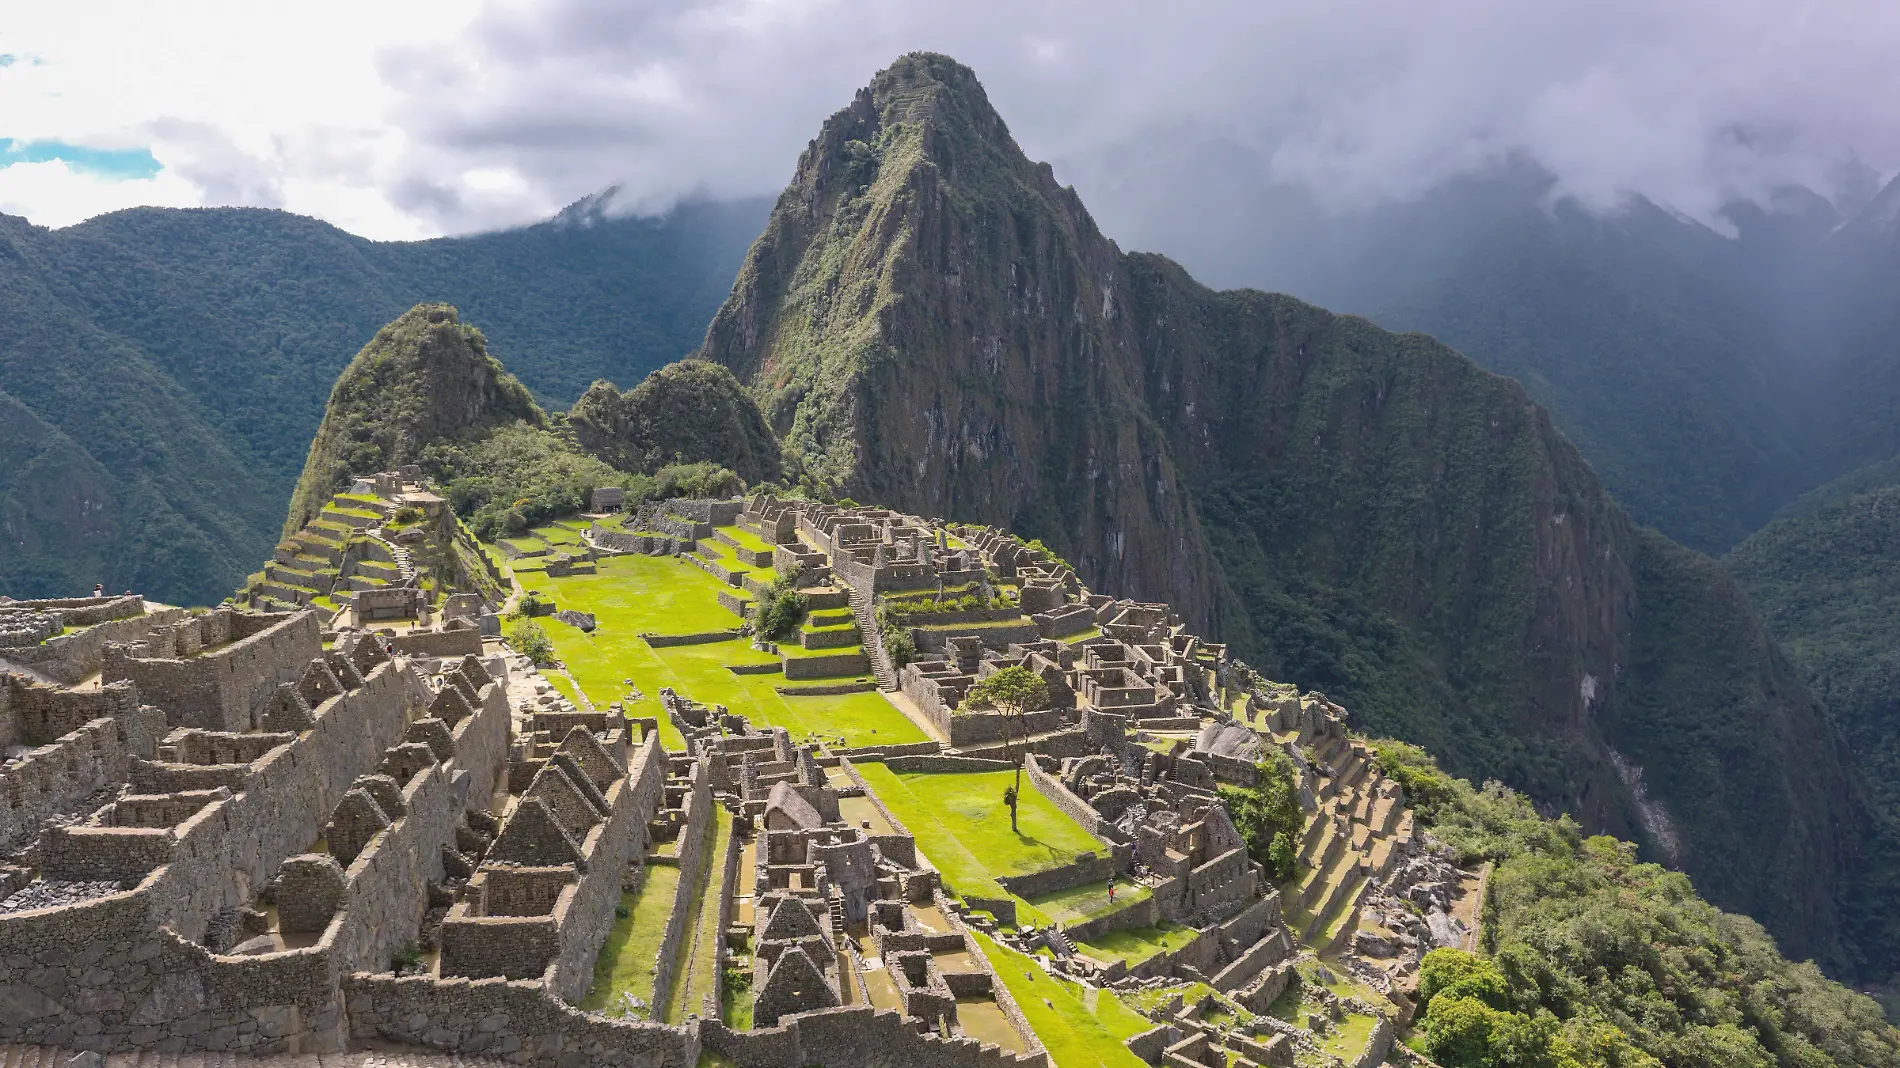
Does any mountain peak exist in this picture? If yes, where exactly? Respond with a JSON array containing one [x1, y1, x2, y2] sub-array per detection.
[[284, 302, 545, 534]]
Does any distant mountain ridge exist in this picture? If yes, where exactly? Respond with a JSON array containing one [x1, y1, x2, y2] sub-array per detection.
[[698, 52, 1882, 977], [0, 196, 769, 604]]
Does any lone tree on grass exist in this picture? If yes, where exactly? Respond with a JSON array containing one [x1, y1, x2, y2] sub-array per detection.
[[965, 664, 1049, 833]]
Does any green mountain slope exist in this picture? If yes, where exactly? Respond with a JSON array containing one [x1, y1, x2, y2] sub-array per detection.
[[1728, 466, 1900, 963], [1369, 197, 1805, 554], [0, 196, 767, 604], [286, 302, 770, 548], [568, 358, 782, 484], [700, 52, 1879, 976], [0, 214, 283, 603]]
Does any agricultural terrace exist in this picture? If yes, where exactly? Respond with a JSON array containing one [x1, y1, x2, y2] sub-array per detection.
[[520, 553, 927, 751]]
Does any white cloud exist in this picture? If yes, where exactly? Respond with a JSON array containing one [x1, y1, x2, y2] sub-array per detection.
[[4, 0, 1900, 243], [0, 159, 198, 228]]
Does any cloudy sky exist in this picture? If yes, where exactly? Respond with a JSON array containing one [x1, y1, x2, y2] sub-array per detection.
[[5, 0, 1900, 248]]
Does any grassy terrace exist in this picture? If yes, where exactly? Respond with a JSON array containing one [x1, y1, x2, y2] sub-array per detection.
[[1074, 921, 1198, 966], [581, 864, 682, 1017], [713, 524, 776, 555], [696, 538, 774, 579], [853, 765, 1106, 925], [974, 932, 1149, 1067], [1026, 880, 1152, 926], [524, 554, 924, 751], [665, 806, 733, 1023]]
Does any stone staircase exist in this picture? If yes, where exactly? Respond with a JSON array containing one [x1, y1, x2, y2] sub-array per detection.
[[367, 533, 418, 585], [0, 1046, 511, 1067], [845, 581, 899, 692]]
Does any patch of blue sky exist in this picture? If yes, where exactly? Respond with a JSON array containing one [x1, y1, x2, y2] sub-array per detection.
[[0, 138, 161, 180]]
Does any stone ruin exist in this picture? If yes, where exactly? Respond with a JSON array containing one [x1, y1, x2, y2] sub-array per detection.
[[0, 492, 1460, 1068]]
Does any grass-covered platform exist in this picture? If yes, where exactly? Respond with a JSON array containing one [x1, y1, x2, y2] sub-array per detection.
[[974, 931, 1149, 1067], [580, 864, 681, 1016], [853, 764, 1108, 924], [525, 554, 926, 750]]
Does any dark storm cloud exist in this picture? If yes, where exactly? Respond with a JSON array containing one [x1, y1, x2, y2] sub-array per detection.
[[378, 0, 1900, 247]]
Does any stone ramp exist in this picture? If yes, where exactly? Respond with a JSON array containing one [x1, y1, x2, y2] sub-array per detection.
[[0, 1046, 512, 1068]]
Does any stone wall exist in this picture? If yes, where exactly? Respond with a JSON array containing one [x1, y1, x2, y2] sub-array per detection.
[[650, 757, 713, 1015], [994, 852, 1118, 901], [936, 708, 1063, 749], [344, 972, 696, 1067], [146, 660, 412, 940], [391, 630, 484, 659], [1, 607, 189, 685], [0, 706, 168, 852], [1024, 758, 1116, 841], [2, 673, 143, 747], [103, 612, 321, 732], [780, 651, 868, 680], [641, 631, 744, 648], [883, 755, 1012, 774], [701, 1007, 1048, 1068], [547, 770, 642, 1002], [0, 657, 415, 1055], [908, 623, 1041, 655]]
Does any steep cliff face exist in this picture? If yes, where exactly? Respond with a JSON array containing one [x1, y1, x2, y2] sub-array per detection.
[[567, 359, 782, 484], [702, 52, 1872, 971], [284, 304, 544, 533], [700, 57, 1223, 628]]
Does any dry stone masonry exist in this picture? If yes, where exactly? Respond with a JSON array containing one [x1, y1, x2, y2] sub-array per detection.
[[0, 483, 1470, 1068]]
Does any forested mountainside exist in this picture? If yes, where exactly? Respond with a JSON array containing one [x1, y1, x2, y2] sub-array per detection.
[[0, 195, 768, 604], [1729, 461, 1900, 965], [699, 51, 1886, 978], [286, 303, 763, 545], [1182, 155, 1900, 560], [1365, 194, 1810, 554]]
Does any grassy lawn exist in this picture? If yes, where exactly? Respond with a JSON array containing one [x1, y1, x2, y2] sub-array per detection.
[[974, 931, 1149, 1067], [853, 765, 1105, 918], [714, 524, 776, 555], [1319, 1010, 1380, 1062], [581, 864, 682, 1017], [531, 522, 584, 545], [526, 553, 923, 750], [1075, 921, 1199, 966], [1028, 880, 1153, 925], [665, 806, 732, 1023], [697, 538, 775, 579]]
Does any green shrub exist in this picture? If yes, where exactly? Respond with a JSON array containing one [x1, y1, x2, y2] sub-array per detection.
[[1218, 750, 1303, 880], [752, 567, 805, 641], [507, 618, 556, 666], [1385, 746, 1900, 1068]]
